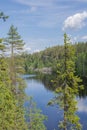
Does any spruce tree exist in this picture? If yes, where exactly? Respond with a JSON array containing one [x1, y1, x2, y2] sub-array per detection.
[[49, 33, 83, 130]]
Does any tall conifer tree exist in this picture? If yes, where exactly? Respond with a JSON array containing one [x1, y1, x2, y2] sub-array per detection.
[[6, 25, 25, 87], [49, 33, 83, 130], [5, 25, 28, 129], [0, 15, 28, 129]]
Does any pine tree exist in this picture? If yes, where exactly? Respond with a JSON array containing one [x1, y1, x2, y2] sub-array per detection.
[[0, 17, 28, 129], [6, 25, 26, 107], [5, 25, 25, 87], [0, 15, 16, 130], [4, 25, 28, 129], [49, 33, 83, 130]]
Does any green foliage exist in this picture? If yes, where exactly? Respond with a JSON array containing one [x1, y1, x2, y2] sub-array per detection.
[[0, 11, 9, 21], [25, 97, 47, 130], [0, 40, 27, 130], [5, 25, 25, 86], [23, 41, 87, 77], [49, 33, 83, 130], [23, 45, 64, 73], [75, 51, 87, 77], [0, 25, 27, 129], [6, 25, 25, 55], [0, 23, 47, 130], [0, 58, 14, 129], [0, 39, 5, 51], [0, 15, 47, 130]]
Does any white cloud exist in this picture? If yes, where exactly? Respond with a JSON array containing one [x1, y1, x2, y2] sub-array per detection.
[[81, 35, 87, 40], [78, 98, 87, 113], [73, 36, 78, 42], [24, 45, 31, 53], [13, 0, 72, 11], [30, 6, 37, 12], [11, 0, 72, 29], [13, 0, 54, 7], [25, 37, 60, 53], [33, 49, 40, 53], [63, 11, 87, 30], [10, 7, 37, 14]]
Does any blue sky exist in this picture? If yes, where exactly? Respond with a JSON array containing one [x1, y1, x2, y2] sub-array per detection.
[[0, 0, 87, 53]]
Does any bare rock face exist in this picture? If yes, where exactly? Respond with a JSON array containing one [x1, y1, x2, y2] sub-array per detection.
[[34, 67, 52, 74]]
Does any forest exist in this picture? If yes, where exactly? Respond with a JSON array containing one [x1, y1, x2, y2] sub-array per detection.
[[0, 12, 87, 130], [24, 41, 87, 77]]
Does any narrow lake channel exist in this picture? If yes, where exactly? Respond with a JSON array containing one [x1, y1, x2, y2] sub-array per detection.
[[24, 75, 87, 130]]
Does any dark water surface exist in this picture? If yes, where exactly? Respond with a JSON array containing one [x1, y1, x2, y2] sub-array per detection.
[[24, 75, 87, 130]]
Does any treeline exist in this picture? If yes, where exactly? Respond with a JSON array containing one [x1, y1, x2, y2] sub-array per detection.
[[24, 42, 87, 77]]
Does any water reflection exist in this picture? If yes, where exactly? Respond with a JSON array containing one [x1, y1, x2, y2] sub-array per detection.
[[77, 97, 87, 130], [25, 76, 61, 130], [30, 74, 87, 98], [79, 77, 87, 98], [78, 98, 87, 113], [24, 74, 87, 130]]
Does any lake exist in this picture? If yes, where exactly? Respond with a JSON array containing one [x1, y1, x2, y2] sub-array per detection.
[[24, 74, 87, 130]]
